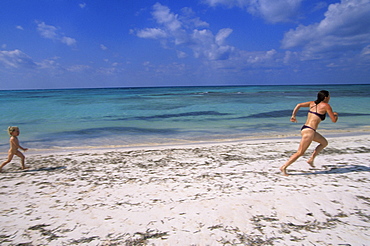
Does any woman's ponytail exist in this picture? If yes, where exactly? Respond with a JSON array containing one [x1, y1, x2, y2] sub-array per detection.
[[314, 90, 329, 105]]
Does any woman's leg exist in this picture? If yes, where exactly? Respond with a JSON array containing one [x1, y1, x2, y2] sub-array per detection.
[[280, 130, 315, 176], [307, 132, 328, 166]]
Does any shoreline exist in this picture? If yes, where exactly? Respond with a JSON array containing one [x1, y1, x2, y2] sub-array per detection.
[[1, 133, 369, 245], [1, 129, 369, 156]]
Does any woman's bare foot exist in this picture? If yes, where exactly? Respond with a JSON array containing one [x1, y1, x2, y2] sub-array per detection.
[[280, 166, 289, 176], [21, 166, 29, 170], [307, 159, 315, 168]]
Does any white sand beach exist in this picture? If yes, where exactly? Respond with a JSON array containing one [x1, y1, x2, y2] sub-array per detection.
[[1, 134, 370, 245]]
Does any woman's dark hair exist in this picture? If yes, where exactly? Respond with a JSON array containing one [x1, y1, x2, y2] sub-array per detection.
[[315, 90, 329, 104]]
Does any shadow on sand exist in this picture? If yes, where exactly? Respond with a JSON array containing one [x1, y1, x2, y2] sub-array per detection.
[[292, 165, 370, 175], [7, 166, 67, 173]]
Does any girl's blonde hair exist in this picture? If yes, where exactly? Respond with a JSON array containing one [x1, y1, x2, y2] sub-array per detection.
[[7, 126, 19, 136]]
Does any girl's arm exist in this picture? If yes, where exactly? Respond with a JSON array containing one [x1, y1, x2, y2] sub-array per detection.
[[19, 145, 28, 151], [290, 101, 311, 123]]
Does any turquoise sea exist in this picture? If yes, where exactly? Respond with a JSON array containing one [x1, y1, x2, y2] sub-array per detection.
[[0, 84, 369, 151]]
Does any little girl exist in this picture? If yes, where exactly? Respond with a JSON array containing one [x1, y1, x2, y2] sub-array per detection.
[[0, 126, 28, 172]]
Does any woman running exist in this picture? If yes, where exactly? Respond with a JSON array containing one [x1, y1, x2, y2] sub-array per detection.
[[280, 90, 338, 176]]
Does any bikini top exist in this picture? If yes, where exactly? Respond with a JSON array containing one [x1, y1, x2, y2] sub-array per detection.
[[309, 104, 326, 121]]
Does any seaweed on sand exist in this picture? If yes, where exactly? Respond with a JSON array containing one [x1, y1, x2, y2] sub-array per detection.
[[124, 229, 168, 245], [28, 224, 60, 242]]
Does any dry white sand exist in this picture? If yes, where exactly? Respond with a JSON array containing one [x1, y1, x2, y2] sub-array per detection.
[[0, 134, 369, 245]]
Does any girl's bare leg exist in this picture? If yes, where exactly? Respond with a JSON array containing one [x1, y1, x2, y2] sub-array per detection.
[[307, 132, 328, 167], [15, 151, 27, 169], [0, 153, 14, 172], [280, 130, 314, 176]]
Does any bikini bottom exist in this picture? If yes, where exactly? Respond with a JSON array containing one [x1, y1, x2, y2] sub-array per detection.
[[301, 125, 316, 132]]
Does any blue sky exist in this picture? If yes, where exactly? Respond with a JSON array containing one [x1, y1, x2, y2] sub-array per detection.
[[0, 0, 369, 89]]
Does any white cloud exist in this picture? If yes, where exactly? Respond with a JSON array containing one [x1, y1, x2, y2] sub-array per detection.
[[152, 3, 182, 31], [361, 45, 370, 56], [67, 64, 91, 72], [283, 50, 299, 64], [37, 21, 58, 39], [36, 57, 59, 69], [206, 48, 283, 74], [318, 0, 370, 36], [281, 0, 370, 59], [312, 1, 328, 12], [0, 50, 63, 71], [0, 49, 37, 68], [177, 50, 188, 58], [79, 3, 86, 9], [36, 21, 77, 46], [215, 28, 233, 45], [179, 7, 209, 28], [281, 24, 318, 49], [97, 67, 119, 75], [203, 0, 248, 8], [246, 49, 277, 63], [136, 3, 235, 61], [100, 44, 108, 50], [191, 29, 235, 60], [135, 1, 369, 74], [61, 36, 77, 46], [248, 0, 302, 23], [137, 28, 167, 39], [203, 0, 303, 23], [16, 25, 24, 30]]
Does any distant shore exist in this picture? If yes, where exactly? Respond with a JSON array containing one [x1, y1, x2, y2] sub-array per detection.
[[0, 133, 369, 245]]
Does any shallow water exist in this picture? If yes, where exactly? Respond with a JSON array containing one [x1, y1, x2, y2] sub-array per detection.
[[0, 84, 369, 150]]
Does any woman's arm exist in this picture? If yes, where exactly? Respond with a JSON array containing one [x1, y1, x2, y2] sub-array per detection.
[[325, 104, 338, 123], [290, 101, 311, 123]]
